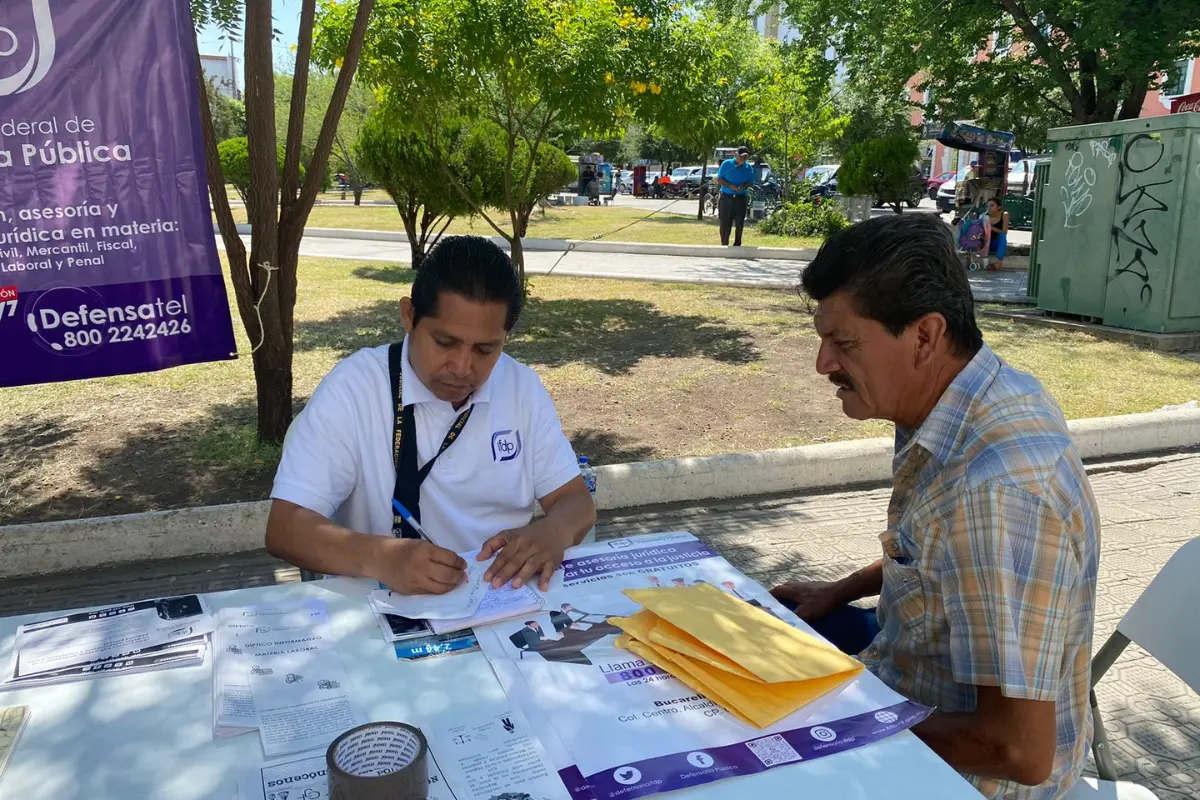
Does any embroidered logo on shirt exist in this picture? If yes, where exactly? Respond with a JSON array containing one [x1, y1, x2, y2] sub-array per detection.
[[491, 429, 522, 462]]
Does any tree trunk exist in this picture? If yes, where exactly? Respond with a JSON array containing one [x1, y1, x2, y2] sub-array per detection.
[[510, 236, 526, 290], [697, 160, 709, 220], [1119, 79, 1149, 120], [353, 186, 363, 205], [252, 346, 294, 444]]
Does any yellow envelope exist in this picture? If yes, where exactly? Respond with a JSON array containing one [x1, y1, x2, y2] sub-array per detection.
[[619, 635, 760, 728], [610, 611, 761, 683], [623, 584, 861, 684]]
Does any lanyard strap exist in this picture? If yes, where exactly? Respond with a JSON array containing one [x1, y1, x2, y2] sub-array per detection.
[[388, 342, 473, 539]]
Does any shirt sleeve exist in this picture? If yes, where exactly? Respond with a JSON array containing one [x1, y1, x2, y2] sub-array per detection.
[[526, 373, 581, 499], [270, 358, 363, 520], [717, 160, 732, 182], [940, 481, 1077, 701]]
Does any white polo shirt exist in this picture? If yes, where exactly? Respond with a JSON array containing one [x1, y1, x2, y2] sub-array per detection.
[[271, 339, 581, 553]]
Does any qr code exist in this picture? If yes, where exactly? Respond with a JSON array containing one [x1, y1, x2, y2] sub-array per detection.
[[745, 734, 802, 767]]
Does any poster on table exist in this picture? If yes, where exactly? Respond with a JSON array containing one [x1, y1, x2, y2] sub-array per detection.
[[475, 532, 932, 800], [0, 0, 236, 387]]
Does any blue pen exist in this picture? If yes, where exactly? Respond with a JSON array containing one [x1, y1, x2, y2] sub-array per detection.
[[391, 498, 432, 542]]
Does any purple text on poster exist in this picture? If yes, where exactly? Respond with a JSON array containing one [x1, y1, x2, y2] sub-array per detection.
[[561, 540, 719, 584]]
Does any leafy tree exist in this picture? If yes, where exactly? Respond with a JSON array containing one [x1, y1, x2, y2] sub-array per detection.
[[206, 77, 246, 142], [829, 80, 913, 160], [275, 69, 377, 203], [741, 43, 845, 192], [316, 0, 636, 283], [217, 138, 298, 207], [356, 109, 478, 269], [464, 121, 578, 217], [780, 0, 1200, 128], [191, 0, 377, 443], [837, 134, 920, 213], [626, 8, 764, 218]]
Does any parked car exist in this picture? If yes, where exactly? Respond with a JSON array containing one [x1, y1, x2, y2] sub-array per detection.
[[926, 171, 956, 199], [936, 158, 1049, 212], [804, 164, 839, 182]]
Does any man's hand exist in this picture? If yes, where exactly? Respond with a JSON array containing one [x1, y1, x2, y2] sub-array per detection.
[[478, 524, 571, 591], [373, 538, 468, 595], [769, 580, 842, 621]]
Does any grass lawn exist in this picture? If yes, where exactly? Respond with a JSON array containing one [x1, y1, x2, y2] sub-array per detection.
[[220, 203, 824, 250], [2, 258, 1198, 525]]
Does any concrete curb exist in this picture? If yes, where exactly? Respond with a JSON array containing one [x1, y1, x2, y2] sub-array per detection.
[[225, 224, 819, 262], [3, 408, 1199, 578]]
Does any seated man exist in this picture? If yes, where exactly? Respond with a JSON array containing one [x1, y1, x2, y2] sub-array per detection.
[[266, 236, 596, 594], [771, 214, 1098, 798]]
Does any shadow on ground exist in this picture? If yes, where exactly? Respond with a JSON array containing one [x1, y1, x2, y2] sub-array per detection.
[[0, 401, 284, 525], [294, 295, 761, 373]]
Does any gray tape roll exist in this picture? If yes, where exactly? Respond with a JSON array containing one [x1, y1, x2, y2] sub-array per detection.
[[326, 721, 430, 800]]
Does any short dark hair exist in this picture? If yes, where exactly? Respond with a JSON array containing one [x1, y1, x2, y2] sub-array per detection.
[[736, 146, 750, 155], [411, 236, 523, 331], [800, 215, 983, 358]]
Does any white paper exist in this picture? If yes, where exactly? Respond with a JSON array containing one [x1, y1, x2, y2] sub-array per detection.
[[429, 582, 545, 635], [213, 601, 331, 735], [367, 554, 493, 620], [237, 748, 456, 800], [426, 703, 570, 800], [13, 595, 213, 679], [249, 645, 365, 757]]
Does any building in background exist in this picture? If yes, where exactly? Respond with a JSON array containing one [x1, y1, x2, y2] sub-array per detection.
[[200, 53, 240, 100]]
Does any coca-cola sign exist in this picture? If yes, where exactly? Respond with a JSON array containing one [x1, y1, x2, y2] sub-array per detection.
[[1170, 92, 1200, 114]]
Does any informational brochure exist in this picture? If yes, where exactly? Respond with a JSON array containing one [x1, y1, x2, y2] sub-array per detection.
[[213, 601, 332, 739], [474, 533, 932, 800], [425, 703, 571, 800], [236, 602, 365, 757], [3, 595, 212, 689], [393, 630, 481, 662], [237, 748, 456, 800]]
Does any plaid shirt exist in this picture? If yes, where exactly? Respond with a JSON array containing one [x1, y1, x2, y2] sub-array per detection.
[[860, 344, 1099, 799]]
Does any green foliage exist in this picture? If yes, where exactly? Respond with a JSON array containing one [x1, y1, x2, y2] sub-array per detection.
[[356, 107, 478, 266], [205, 79, 246, 142], [837, 135, 920, 211], [275, 69, 376, 186], [759, 200, 849, 238], [741, 43, 844, 187], [217, 137, 299, 208], [462, 121, 577, 230], [830, 81, 913, 159], [780, 0, 1200, 131]]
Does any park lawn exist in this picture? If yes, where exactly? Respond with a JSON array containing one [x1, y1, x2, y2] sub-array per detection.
[[220, 203, 824, 250], [2, 258, 1198, 525]]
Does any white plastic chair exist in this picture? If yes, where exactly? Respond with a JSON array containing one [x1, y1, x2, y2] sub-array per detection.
[[1066, 537, 1200, 800]]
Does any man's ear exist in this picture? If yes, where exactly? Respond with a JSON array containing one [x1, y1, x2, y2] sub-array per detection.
[[400, 297, 415, 335], [912, 312, 949, 367]]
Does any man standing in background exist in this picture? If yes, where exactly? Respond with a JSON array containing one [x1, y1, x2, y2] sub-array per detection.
[[715, 146, 756, 247]]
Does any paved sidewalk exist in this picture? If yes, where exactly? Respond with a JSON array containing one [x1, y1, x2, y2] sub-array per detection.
[[3, 452, 1194, 796], [235, 234, 1031, 302]]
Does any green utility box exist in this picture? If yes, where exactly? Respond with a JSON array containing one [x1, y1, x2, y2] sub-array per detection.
[[1033, 114, 1200, 333]]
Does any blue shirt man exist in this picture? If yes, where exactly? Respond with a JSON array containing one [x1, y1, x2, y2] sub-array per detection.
[[716, 152, 755, 195]]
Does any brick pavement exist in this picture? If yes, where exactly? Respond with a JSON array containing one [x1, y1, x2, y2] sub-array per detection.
[[2, 451, 1197, 797]]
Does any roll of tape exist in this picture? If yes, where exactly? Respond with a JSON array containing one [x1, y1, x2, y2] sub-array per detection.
[[326, 721, 430, 800]]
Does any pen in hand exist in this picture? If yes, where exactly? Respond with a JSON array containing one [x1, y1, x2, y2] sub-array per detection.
[[391, 498, 432, 542]]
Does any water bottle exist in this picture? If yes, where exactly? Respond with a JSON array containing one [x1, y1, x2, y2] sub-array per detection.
[[579, 456, 597, 544]]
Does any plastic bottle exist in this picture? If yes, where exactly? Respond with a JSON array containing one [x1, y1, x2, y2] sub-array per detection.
[[579, 456, 597, 544]]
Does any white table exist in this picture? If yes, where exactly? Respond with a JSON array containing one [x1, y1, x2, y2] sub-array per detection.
[[0, 578, 982, 799]]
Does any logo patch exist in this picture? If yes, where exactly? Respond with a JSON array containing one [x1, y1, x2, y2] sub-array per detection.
[[0, 0, 56, 97], [491, 430, 522, 462]]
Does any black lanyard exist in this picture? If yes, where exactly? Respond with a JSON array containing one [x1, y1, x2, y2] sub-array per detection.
[[388, 342, 473, 539]]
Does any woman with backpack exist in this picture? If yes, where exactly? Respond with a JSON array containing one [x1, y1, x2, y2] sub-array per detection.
[[986, 197, 1009, 270]]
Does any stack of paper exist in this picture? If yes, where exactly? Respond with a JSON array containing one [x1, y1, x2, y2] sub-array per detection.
[[611, 583, 864, 728], [367, 551, 546, 636], [2, 596, 212, 689], [212, 599, 366, 757]]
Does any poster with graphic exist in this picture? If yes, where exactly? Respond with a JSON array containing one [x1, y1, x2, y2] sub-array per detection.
[[0, 0, 236, 387], [475, 533, 931, 800]]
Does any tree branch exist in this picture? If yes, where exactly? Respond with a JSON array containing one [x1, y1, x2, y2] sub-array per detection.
[[426, 120, 511, 241], [281, 0, 317, 208], [516, 105, 555, 214], [998, 0, 1085, 119]]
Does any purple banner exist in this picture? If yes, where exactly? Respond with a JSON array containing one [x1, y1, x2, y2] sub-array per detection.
[[562, 541, 719, 584], [558, 701, 933, 800], [0, 0, 236, 387]]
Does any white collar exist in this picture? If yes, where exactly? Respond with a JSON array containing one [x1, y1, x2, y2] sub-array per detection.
[[400, 336, 495, 409]]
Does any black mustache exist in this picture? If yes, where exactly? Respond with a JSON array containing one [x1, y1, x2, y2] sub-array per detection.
[[830, 373, 854, 390]]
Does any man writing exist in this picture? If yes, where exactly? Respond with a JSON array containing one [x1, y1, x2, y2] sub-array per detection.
[[266, 236, 596, 594], [714, 146, 756, 247], [771, 215, 1098, 798]]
